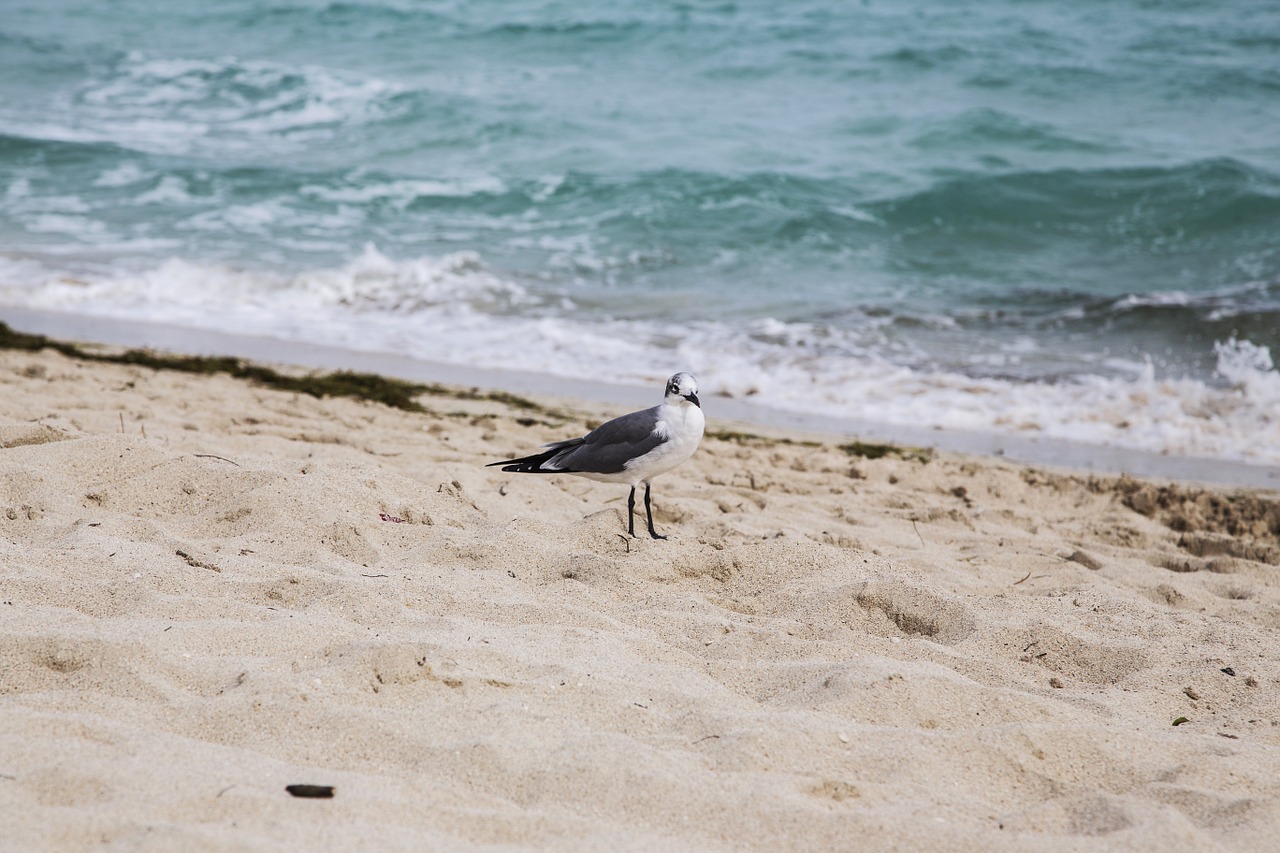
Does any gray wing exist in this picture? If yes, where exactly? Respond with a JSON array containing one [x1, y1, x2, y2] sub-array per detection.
[[545, 405, 665, 475]]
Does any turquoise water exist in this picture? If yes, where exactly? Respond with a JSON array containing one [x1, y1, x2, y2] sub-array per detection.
[[2, 1, 1279, 460]]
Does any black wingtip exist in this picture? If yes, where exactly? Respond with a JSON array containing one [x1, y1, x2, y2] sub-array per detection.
[[486, 447, 569, 474], [486, 459, 532, 471]]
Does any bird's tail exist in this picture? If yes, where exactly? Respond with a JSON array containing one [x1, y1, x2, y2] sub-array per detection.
[[485, 447, 564, 473]]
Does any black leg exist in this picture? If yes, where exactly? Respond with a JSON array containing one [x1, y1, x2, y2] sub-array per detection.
[[626, 485, 637, 537], [644, 482, 667, 540]]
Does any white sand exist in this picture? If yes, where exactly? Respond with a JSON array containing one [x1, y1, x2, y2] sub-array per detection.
[[2, 345, 1279, 851]]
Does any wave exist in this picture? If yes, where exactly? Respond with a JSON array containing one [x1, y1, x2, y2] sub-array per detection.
[[0, 50, 407, 160], [4, 136, 1277, 273], [3, 248, 1279, 465], [872, 158, 1280, 239], [4, 148, 1278, 338]]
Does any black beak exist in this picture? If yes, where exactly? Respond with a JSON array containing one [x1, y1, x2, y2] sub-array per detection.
[[685, 392, 700, 408]]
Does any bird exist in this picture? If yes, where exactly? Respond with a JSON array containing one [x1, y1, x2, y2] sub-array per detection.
[[487, 372, 705, 539]]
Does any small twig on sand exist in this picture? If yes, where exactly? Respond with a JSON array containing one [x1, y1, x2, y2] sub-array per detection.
[[194, 454, 240, 466], [1013, 570, 1032, 585], [912, 519, 925, 546]]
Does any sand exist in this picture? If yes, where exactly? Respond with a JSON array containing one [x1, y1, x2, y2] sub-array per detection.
[[2, 343, 1279, 852]]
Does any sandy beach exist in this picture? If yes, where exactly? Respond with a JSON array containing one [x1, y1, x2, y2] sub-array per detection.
[[2, 338, 1279, 851]]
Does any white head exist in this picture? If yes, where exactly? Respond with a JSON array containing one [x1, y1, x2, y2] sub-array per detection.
[[664, 372, 700, 408]]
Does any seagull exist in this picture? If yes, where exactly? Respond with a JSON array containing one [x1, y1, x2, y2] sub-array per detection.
[[487, 372, 705, 539]]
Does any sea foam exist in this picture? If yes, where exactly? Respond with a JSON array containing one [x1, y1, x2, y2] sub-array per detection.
[[3, 249, 1277, 465]]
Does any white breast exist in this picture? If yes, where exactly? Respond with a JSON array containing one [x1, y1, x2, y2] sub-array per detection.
[[624, 402, 705, 484]]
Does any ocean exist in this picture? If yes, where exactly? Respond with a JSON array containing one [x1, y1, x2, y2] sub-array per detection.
[[2, 1, 1279, 464]]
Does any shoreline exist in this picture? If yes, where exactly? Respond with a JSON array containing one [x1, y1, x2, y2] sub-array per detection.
[[3, 306, 1278, 491]]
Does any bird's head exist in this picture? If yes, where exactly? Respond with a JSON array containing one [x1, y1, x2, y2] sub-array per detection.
[[665, 372, 700, 408]]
